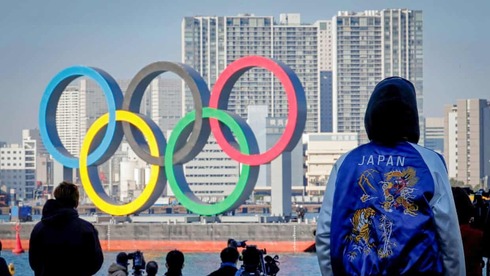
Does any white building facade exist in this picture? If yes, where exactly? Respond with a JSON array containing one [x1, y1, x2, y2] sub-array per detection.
[[305, 132, 358, 195], [444, 99, 490, 188], [424, 117, 444, 155], [0, 129, 44, 200]]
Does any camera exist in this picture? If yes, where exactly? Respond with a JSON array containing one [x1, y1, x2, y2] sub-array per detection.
[[235, 243, 280, 276], [264, 254, 280, 275], [228, 238, 248, 248], [127, 250, 145, 275]]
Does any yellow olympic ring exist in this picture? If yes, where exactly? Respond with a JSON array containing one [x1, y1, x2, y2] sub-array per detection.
[[79, 110, 163, 216]]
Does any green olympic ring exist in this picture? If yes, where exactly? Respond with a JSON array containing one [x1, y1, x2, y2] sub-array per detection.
[[165, 107, 259, 215]]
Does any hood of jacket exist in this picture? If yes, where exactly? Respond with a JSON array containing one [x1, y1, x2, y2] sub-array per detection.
[[108, 263, 128, 274], [364, 76, 420, 145], [41, 199, 78, 225]]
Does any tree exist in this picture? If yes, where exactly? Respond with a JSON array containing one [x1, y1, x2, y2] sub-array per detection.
[[450, 178, 465, 187]]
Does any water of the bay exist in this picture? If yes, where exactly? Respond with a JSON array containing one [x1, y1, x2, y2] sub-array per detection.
[[3, 251, 321, 275]]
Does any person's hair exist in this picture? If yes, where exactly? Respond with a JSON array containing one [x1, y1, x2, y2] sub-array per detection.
[[0, 240, 3, 252], [166, 250, 184, 271], [146, 261, 159, 276], [116, 252, 128, 266], [452, 187, 474, 224], [220, 246, 239, 263], [242, 246, 260, 266], [53, 181, 79, 208]]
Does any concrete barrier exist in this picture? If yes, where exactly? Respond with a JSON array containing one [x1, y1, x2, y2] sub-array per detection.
[[0, 221, 317, 253]]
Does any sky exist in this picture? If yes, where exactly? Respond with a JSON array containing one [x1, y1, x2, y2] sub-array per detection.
[[1, 0, 489, 143]]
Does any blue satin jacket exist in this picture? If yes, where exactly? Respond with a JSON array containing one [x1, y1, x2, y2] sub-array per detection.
[[316, 142, 465, 276]]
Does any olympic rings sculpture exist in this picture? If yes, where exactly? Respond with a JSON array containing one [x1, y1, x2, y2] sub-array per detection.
[[39, 56, 306, 216]]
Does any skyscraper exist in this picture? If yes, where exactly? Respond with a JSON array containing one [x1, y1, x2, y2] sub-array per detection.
[[332, 9, 423, 143], [57, 85, 82, 157], [444, 99, 490, 188], [315, 20, 334, 132], [182, 13, 319, 132], [149, 77, 182, 133]]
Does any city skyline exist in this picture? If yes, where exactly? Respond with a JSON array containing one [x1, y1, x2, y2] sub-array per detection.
[[182, 14, 320, 132], [1, 0, 489, 143]]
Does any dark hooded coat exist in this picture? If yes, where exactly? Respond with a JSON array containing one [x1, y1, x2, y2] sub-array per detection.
[[29, 199, 103, 276]]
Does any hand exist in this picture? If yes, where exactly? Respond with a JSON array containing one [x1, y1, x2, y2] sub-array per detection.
[[8, 263, 15, 275]]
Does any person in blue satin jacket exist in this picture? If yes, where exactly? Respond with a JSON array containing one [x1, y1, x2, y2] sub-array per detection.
[[316, 77, 465, 276]]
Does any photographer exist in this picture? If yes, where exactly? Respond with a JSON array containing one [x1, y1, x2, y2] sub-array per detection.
[[295, 205, 306, 221], [108, 252, 129, 276], [235, 246, 261, 276], [145, 261, 158, 276], [208, 247, 239, 276], [164, 250, 185, 276]]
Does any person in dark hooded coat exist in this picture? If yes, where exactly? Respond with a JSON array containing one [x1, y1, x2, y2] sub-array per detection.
[[29, 181, 103, 276], [316, 77, 464, 275]]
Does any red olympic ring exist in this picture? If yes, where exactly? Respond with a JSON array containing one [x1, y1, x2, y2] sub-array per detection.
[[209, 56, 306, 166]]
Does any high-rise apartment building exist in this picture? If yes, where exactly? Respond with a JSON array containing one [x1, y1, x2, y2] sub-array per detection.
[[332, 9, 423, 143], [319, 71, 334, 132], [57, 85, 82, 157], [182, 13, 320, 132], [315, 20, 334, 132], [149, 78, 182, 133], [55, 79, 110, 182], [444, 99, 490, 188], [316, 20, 333, 72], [79, 79, 109, 152], [56, 79, 141, 157]]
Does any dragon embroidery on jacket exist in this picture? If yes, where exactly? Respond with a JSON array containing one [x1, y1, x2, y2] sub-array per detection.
[[381, 167, 419, 216]]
